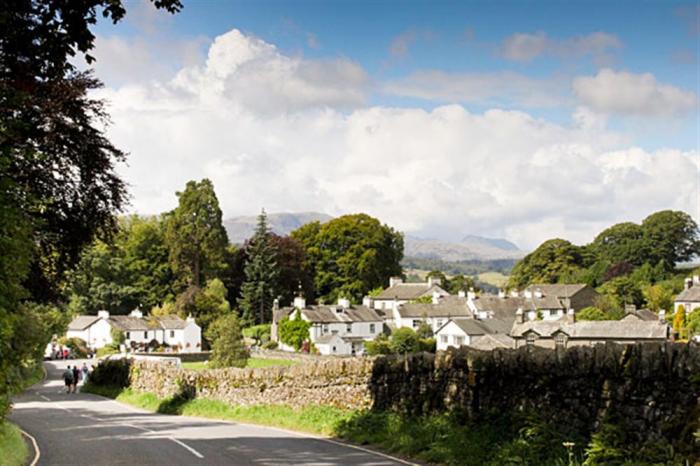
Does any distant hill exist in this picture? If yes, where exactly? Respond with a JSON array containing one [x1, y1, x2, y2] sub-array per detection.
[[404, 235, 524, 262], [224, 212, 332, 244]]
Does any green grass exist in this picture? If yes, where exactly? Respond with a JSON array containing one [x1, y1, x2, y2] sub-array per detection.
[[182, 357, 297, 371], [477, 271, 509, 287], [0, 422, 28, 466]]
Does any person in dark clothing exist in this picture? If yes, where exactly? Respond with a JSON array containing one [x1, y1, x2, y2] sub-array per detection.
[[63, 366, 74, 393], [71, 365, 80, 393]]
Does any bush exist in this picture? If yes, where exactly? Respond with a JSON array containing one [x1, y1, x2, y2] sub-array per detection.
[[58, 336, 89, 358], [262, 340, 278, 350], [365, 334, 392, 356], [242, 324, 271, 346], [577, 307, 609, 321], [279, 310, 311, 350], [87, 359, 132, 388], [416, 321, 434, 338], [206, 313, 249, 368], [96, 346, 119, 358], [390, 328, 420, 354], [418, 338, 436, 353]]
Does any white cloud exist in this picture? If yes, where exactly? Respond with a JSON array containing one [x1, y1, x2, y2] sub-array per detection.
[[383, 70, 568, 107], [501, 31, 622, 64], [92, 29, 699, 250], [573, 68, 698, 116]]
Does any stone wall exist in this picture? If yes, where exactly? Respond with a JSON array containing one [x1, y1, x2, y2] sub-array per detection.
[[129, 357, 374, 410]]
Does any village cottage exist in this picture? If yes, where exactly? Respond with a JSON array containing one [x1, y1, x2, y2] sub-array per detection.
[[364, 276, 450, 311], [273, 295, 384, 356], [675, 275, 700, 314], [435, 318, 514, 351], [66, 309, 202, 352]]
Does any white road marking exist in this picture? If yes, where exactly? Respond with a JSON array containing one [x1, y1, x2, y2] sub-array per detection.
[[319, 437, 417, 465], [169, 437, 204, 459], [19, 428, 40, 466], [39, 395, 50, 402]]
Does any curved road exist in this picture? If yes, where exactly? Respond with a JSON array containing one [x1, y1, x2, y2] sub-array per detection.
[[9, 360, 412, 466]]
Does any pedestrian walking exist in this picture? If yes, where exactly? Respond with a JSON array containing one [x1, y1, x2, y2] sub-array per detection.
[[81, 363, 89, 385], [63, 366, 74, 394], [71, 365, 80, 393]]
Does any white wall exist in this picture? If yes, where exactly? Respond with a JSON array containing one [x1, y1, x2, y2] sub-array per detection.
[[316, 335, 352, 355], [676, 301, 700, 314], [436, 321, 471, 351], [182, 322, 202, 352], [67, 319, 113, 349]]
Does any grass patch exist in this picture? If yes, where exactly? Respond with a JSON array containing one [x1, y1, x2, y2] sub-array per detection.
[[182, 357, 296, 371], [0, 422, 28, 466], [477, 271, 509, 287]]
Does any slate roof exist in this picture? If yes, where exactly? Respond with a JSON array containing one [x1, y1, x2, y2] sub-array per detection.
[[278, 305, 383, 323], [151, 316, 189, 330], [524, 284, 588, 298], [373, 283, 447, 300], [511, 320, 668, 340], [108, 316, 151, 331], [315, 333, 344, 344], [621, 309, 658, 322], [448, 318, 511, 336], [67, 315, 101, 331], [470, 334, 515, 350], [397, 296, 474, 318], [676, 287, 700, 302]]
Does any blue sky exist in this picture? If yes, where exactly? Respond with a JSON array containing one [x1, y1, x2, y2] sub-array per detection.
[[88, 0, 699, 248]]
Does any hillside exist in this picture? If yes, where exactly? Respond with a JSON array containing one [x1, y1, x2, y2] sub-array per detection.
[[404, 235, 524, 262], [224, 212, 332, 244]]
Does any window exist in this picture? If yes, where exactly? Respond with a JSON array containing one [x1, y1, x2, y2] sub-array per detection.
[[412, 320, 421, 329], [369, 323, 375, 333], [440, 335, 448, 344], [454, 336, 465, 346], [331, 330, 338, 335], [125, 332, 130, 339], [526, 333, 537, 346], [322, 324, 329, 334], [555, 333, 567, 348], [436, 319, 443, 328], [170, 330, 175, 338], [346, 324, 352, 333], [144, 331, 148, 339], [332, 346, 337, 353]]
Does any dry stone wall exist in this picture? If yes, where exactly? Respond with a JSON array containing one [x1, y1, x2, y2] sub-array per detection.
[[130, 357, 374, 410]]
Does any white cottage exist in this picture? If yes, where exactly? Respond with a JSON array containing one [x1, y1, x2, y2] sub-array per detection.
[[435, 319, 513, 351], [675, 275, 700, 314], [273, 296, 384, 356], [364, 276, 450, 312], [65, 309, 202, 352]]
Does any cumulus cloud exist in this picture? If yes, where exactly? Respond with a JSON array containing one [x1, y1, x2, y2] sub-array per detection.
[[500, 31, 622, 65], [573, 68, 698, 116], [383, 70, 568, 107], [92, 29, 699, 250]]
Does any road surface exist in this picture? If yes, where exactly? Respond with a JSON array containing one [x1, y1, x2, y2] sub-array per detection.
[[9, 360, 411, 466]]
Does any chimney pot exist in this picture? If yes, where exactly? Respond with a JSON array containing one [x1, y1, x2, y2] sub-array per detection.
[[432, 291, 440, 305], [458, 290, 466, 298], [338, 297, 350, 308], [98, 310, 110, 319], [389, 276, 403, 287], [498, 289, 505, 298]]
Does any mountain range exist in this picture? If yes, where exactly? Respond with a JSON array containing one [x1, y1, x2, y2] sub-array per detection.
[[224, 212, 524, 261]]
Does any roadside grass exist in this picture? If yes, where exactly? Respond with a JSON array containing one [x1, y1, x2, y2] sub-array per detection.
[[0, 422, 28, 466], [182, 357, 296, 371]]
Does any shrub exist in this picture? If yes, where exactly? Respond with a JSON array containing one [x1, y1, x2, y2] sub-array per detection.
[[58, 336, 89, 358], [390, 328, 420, 354], [262, 340, 278, 350], [88, 359, 132, 388], [96, 346, 119, 358], [415, 321, 433, 338], [242, 324, 271, 346], [279, 310, 311, 350], [206, 313, 249, 368], [576, 307, 608, 321], [365, 334, 392, 355], [418, 338, 436, 353]]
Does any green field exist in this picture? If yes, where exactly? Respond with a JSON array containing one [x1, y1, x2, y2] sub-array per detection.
[[477, 271, 509, 287], [182, 357, 297, 371]]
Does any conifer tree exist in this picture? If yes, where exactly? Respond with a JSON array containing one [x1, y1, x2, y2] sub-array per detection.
[[239, 210, 279, 325]]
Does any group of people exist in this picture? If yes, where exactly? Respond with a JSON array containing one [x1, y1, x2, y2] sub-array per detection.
[[62, 363, 90, 394], [51, 346, 71, 360]]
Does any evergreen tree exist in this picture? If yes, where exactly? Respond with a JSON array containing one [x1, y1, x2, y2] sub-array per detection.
[[239, 210, 279, 325], [206, 313, 249, 368]]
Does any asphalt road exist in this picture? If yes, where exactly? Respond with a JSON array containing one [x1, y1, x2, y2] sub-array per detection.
[[9, 360, 412, 466]]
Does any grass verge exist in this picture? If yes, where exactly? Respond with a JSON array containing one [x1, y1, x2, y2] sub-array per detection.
[[182, 357, 297, 371], [0, 422, 28, 466]]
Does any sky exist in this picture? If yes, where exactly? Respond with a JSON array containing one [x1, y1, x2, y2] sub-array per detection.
[[84, 0, 700, 250]]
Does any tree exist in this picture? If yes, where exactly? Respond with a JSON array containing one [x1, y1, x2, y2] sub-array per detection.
[[598, 276, 644, 308], [291, 214, 403, 303], [576, 307, 609, 321], [509, 239, 589, 288], [592, 222, 649, 268], [191, 279, 231, 345], [165, 179, 228, 288], [642, 284, 674, 313], [270, 235, 314, 306], [673, 305, 687, 339], [446, 275, 477, 294], [206, 313, 249, 368], [686, 310, 700, 339], [416, 321, 434, 339], [364, 333, 392, 355], [390, 328, 420, 354], [239, 210, 279, 326], [278, 311, 311, 351], [642, 211, 700, 269]]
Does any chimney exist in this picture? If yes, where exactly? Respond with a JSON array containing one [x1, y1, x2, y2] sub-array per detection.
[[467, 288, 476, 300], [567, 308, 575, 323], [458, 290, 466, 298], [427, 276, 441, 287], [524, 289, 533, 298], [694, 275, 700, 286], [130, 308, 143, 318], [389, 276, 403, 287], [534, 290, 543, 299], [97, 310, 110, 319], [362, 296, 373, 308], [186, 314, 195, 324], [293, 294, 306, 310], [338, 297, 350, 309], [685, 278, 692, 290], [498, 289, 505, 299], [658, 309, 666, 322], [432, 291, 441, 305], [515, 307, 524, 324], [510, 290, 519, 298]]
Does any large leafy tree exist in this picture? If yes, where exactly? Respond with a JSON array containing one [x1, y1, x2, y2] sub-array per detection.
[[165, 179, 229, 288], [508, 239, 589, 289], [641, 210, 700, 269], [206, 312, 249, 368], [270, 234, 314, 306], [592, 222, 649, 268], [291, 213, 403, 303], [0, 0, 181, 421], [239, 210, 279, 325]]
